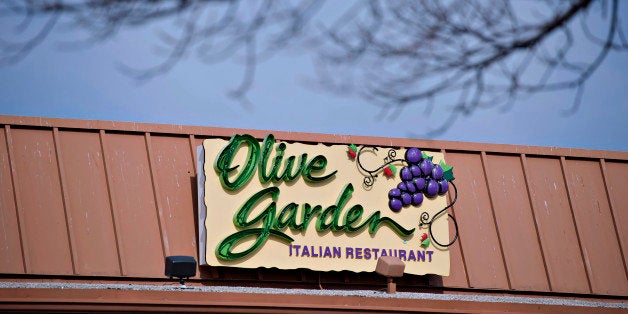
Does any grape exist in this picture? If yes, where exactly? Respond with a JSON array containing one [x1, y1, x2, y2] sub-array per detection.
[[405, 147, 422, 164], [389, 198, 403, 212], [420, 159, 434, 176], [411, 193, 424, 206], [413, 177, 426, 191], [386, 147, 451, 212], [425, 179, 439, 197], [388, 188, 401, 199], [401, 192, 412, 206], [405, 180, 417, 193], [438, 180, 449, 194], [431, 164, 443, 180], [400, 167, 412, 181], [410, 164, 421, 177]]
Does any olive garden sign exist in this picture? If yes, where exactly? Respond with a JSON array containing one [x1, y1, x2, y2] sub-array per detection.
[[198, 134, 457, 276]]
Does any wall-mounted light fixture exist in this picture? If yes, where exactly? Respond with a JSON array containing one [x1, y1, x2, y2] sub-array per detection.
[[165, 256, 197, 287], [375, 256, 405, 294]]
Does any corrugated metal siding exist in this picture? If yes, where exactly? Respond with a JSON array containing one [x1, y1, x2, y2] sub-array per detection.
[[57, 130, 120, 276], [0, 115, 626, 297], [525, 156, 590, 294], [563, 158, 627, 295], [0, 128, 23, 274]]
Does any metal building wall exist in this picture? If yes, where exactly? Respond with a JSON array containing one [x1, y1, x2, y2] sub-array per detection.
[[0, 115, 626, 297]]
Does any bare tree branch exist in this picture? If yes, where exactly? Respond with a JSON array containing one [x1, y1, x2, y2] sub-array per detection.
[[1, 0, 626, 137], [314, 0, 626, 136]]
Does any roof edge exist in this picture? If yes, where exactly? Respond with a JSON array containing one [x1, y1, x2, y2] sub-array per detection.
[[1, 114, 626, 160]]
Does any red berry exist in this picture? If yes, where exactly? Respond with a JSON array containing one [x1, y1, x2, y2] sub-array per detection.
[[421, 233, 428, 241], [383, 167, 393, 177], [348, 150, 357, 158]]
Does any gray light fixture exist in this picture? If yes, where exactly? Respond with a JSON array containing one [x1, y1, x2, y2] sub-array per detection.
[[165, 256, 197, 287], [375, 256, 405, 294]]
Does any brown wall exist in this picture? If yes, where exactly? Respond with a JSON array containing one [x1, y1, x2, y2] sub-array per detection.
[[0, 115, 626, 297]]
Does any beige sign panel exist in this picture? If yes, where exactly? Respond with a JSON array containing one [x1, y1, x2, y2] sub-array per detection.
[[201, 135, 451, 276]]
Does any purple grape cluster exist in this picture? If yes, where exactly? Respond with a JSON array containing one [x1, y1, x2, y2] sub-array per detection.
[[388, 147, 449, 212]]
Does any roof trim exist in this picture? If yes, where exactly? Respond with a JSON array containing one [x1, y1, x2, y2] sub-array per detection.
[[1, 115, 626, 160]]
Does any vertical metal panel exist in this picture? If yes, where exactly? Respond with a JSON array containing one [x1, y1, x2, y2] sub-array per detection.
[[144, 133, 169, 256], [440, 150, 469, 288], [10, 128, 73, 274], [149, 135, 197, 260], [58, 130, 121, 276], [0, 127, 24, 273], [4, 126, 30, 273], [603, 161, 628, 274], [99, 130, 125, 275], [52, 128, 77, 274], [102, 132, 164, 277], [524, 156, 590, 294], [484, 154, 549, 291], [563, 158, 628, 295], [443, 152, 509, 289]]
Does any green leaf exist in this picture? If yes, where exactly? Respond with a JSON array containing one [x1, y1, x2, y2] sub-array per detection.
[[348, 144, 358, 152], [421, 238, 431, 248], [388, 164, 397, 175], [439, 160, 455, 181]]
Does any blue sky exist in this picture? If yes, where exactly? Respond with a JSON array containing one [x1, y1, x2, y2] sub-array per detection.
[[0, 2, 626, 152]]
